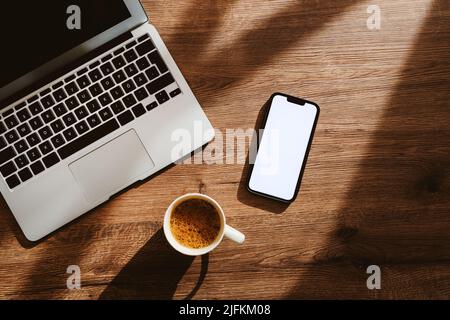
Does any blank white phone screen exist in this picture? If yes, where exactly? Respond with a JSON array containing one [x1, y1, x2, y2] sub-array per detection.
[[249, 95, 318, 201]]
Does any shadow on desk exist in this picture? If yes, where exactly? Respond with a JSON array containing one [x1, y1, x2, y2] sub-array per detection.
[[100, 229, 209, 300], [287, 0, 450, 298]]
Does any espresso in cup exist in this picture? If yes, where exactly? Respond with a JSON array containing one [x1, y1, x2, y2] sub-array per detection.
[[170, 198, 221, 249], [164, 194, 245, 256]]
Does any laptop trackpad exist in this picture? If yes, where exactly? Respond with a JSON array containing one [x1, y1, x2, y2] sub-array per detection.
[[69, 130, 155, 203]]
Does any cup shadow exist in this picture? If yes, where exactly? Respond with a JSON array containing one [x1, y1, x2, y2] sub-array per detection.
[[100, 229, 209, 300]]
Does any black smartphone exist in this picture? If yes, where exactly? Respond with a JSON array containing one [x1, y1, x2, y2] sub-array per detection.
[[247, 93, 320, 203]]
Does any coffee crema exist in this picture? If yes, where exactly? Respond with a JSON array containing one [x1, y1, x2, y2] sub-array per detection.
[[170, 198, 221, 249]]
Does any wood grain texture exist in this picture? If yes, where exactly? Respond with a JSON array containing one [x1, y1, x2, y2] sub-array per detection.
[[1, 0, 450, 299]]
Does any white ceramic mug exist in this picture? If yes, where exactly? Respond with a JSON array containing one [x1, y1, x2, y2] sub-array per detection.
[[163, 193, 245, 256]]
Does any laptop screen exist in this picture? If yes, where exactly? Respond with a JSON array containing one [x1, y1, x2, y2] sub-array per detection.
[[0, 1, 131, 89]]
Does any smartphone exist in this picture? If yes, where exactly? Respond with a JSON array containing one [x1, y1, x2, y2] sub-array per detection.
[[247, 93, 320, 203]]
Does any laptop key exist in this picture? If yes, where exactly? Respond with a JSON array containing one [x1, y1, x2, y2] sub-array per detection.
[[53, 88, 67, 102], [126, 40, 137, 49], [50, 119, 65, 133], [148, 51, 169, 74], [132, 104, 146, 118], [100, 62, 115, 76], [170, 88, 182, 98], [155, 90, 170, 105], [38, 126, 53, 140], [15, 155, 29, 169], [17, 123, 31, 137], [39, 141, 53, 155], [26, 133, 41, 147], [0, 161, 16, 178], [0, 161, 17, 178], [124, 49, 138, 63], [17, 109, 31, 122], [134, 73, 148, 87], [136, 57, 150, 71], [112, 56, 126, 69], [101, 54, 113, 63], [101, 77, 115, 90], [65, 96, 80, 110], [65, 82, 79, 95], [86, 100, 101, 113], [51, 134, 65, 148], [63, 113, 77, 127], [5, 130, 19, 144], [26, 96, 37, 104], [14, 140, 29, 154], [65, 74, 76, 83], [145, 66, 159, 81], [18, 168, 33, 182], [29, 102, 43, 115], [0, 122, 6, 134], [87, 114, 101, 128], [113, 70, 127, 83], [114, 47, 125, 56], [111, 101, 125, 115], [88, 69, 102, 83], [124, 63, 138, 77], [53, 103, 68, 117], [111, 86, 125, 100], [123, 94, 137, 108], [138, 33, 150, 42], [117, 110, 135, 126], [63, 128, 77, 142], [0, 146, 16, 165], [6, 175, 20, 189], [3, 109, 14, 117], [74, 106, 89, 120], [27, 148, 41, 162], [136, 40, 156, 56], [99, 107, 113, 121], [30, 161, 45, 175], [0, 136, 6, 150], [29, 117, 43, 131], [41, 95, 55, 109], [146, 73, 175, 95], [42, 110, 56, 123], [5, 115, 19, 129], [122, 79, 136, 93], [43, 152, 60, 169], [75, 121, 89, 135], [77, 68, 88, 76], [99, 92, 113, 107], [77, 90, 92, 104], [77, 75, 91, 89], [58, 119, 120, 160], [89, 83, 103, 97], [135, 88, 149, 101], [14, 102, 27, 111]]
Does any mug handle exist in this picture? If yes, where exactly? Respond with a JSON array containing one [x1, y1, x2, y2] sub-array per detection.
[[224, 225, 245, 244]]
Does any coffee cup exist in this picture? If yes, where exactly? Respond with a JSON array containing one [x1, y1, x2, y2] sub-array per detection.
[[163, 193, 245, 256]]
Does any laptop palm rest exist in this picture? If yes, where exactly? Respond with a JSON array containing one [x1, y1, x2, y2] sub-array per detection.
[[69, 130, 155, 204]]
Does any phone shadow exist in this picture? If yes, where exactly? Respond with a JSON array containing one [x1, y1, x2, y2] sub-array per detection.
[[237, 97, 289, 214], [99, 229, 209, 300]]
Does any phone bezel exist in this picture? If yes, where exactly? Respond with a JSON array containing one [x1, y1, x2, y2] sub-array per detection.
[[247, 92, 320, 203]]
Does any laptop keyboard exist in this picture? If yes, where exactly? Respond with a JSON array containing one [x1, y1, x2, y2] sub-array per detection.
[[0, 34, 182, 190]]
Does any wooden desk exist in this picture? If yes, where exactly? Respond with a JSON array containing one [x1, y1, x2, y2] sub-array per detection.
[[1, 0, 449, 299]]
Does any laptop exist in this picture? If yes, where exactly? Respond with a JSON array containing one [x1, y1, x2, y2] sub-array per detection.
[[0, 0, 214, 241]]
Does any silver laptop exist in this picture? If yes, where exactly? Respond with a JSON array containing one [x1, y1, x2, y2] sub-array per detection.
[[0, 0, 214, 241]]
